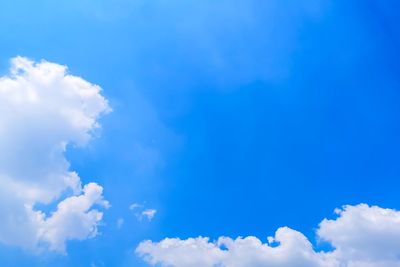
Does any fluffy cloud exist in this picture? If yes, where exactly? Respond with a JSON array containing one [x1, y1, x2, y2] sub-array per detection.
[[0, 56, 110, 253], [137, 204, 400, 267], [318, 204, 400, 267], [137, 229, 336, 267]]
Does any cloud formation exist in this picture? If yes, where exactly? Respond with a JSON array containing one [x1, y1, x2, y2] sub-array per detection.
[[0, 56, 110, 253], [137, 204, 400, 267]]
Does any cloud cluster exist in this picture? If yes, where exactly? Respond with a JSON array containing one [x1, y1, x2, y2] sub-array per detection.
[[0, 56, 110, 253], [137, 204, 400, 267]]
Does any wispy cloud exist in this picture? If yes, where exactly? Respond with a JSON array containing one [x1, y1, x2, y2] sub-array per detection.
[[139, 209, 157, 221], [116, 218, 124, 229], [129, 203, 144, 210], [129, 202, 157, 222]]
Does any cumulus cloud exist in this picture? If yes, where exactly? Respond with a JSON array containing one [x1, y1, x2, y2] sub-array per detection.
[[137, 204, 400, 267], [318, 204, 400, 267], [137, 229, 335, 267], [0, 56, 110, 253]]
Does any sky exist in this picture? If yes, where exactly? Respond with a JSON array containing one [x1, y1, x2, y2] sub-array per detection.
[[1, 0, 400, 266]]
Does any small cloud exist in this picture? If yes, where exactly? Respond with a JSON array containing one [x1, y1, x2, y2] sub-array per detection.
[[129, 203, 143, 210], [90, 261, 105, 267], [129, 202, 157, 222], [117, 218, 124, 229], [141, 209, 157, 221]]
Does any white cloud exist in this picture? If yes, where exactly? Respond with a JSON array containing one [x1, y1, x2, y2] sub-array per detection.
[[318, 204, 400, 267], [137, 204, 400, 267], [129, 203, 144, 210], [140, 209, 157, 221], [129, 202, 157, 221], [137, 229, 335, 267], [0, 56, 110, 253]]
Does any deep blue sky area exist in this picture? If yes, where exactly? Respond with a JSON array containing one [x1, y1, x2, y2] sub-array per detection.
[[1, 1, 400, 266]]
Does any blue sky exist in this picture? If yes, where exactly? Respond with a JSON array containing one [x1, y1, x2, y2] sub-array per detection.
[[1, 1, 400, 267]]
